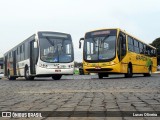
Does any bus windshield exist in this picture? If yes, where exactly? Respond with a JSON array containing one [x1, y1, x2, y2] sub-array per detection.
[[39, 33, 73, 63], [84, 30, 117, 61]]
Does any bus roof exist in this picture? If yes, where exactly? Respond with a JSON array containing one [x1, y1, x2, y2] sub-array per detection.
[[118, 28, 156, 49], [85, 28, 156, 49], [4, 31, 71, 55]]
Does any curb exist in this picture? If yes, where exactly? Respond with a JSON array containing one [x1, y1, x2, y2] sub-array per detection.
[[153, 71, 160, 74]]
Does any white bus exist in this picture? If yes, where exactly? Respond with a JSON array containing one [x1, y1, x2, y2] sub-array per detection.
[[4, 31, 74, 80]]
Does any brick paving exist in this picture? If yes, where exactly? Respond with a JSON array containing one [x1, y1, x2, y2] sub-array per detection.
[[0, 74, 160, 120]]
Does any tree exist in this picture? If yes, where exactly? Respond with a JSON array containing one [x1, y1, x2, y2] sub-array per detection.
[[151, 37, 160, 49], [151, 37, 160, 65]]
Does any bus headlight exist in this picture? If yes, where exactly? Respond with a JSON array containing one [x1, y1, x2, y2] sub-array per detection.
[[84, 62, 88, 66], [110, 61, 115, 65], [68, 65, 74, 68], [39, 63, 47, 68], [39, 63, 42, 67]]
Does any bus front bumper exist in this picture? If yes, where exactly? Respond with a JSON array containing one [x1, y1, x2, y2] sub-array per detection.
[[83, 64, 121, 74], [36, 66, 74, 75]]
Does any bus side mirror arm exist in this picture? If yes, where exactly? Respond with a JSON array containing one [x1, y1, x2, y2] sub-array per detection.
[[79, 38, 84, 48]]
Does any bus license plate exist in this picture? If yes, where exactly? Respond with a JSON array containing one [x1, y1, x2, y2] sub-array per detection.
[[55, 70, 61, 72], [95, 66, 101, 69]]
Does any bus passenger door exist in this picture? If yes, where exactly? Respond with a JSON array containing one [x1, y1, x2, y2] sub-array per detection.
[[118, 32, 127, 61], [13, 50, 17, 75], [4, 55, 8, 76], [30, 40, 37, 74]]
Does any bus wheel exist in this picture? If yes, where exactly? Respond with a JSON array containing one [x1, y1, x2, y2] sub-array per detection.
[[7, 70, 16, 80], [25, 67, 34, 80], [98, 73, 103, 79], [125, 66, 132, 78], [52, 75, 62, 80]]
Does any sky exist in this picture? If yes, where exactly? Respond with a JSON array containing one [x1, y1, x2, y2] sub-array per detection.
[[0, 0, 160, 61]]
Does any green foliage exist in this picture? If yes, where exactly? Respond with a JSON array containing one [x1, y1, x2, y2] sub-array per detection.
[[151, 37, 160, 65], [151, 37, 160, 49], [74, 69, 79, 75]]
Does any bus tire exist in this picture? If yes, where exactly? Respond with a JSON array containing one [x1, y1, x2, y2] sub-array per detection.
[[24, 66, 34, 80], [7, 70, 16, 80], [125, 65, 132, 78], [144, 66, 152, 77], [52, 75, 62, 80], [98, 73, 103, 79]]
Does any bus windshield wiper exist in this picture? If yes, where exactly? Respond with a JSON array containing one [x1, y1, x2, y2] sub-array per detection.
[[45, 37, 55, 46], [102, 35, 110, 42]]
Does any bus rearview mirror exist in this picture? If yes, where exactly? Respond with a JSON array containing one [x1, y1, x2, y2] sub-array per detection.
[[79, 38, 84, 49], [34, 41, 37, 48], [79, 42, 81, 48]]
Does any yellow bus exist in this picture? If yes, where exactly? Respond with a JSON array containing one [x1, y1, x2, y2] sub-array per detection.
[[79, 28, 157, 79]]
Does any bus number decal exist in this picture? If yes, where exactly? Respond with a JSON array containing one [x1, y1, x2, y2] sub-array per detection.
[[136, 55, 147, 61]]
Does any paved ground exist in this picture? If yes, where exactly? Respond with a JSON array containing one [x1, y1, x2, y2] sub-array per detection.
[[0, 74, 160, 120]]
